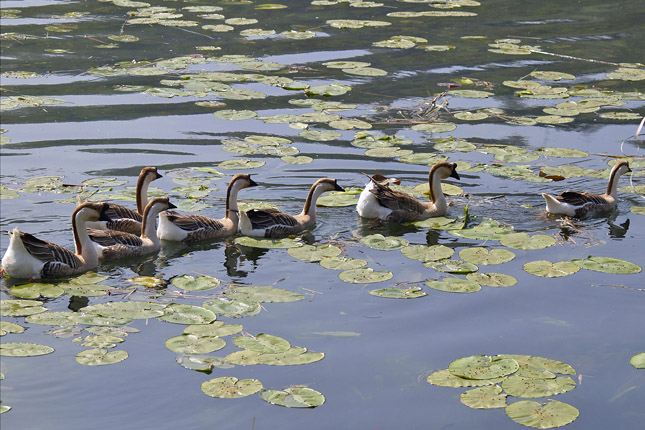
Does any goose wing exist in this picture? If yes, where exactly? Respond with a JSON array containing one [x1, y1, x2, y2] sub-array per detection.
[[369, 184, 427, 215], [164, 211, 224, 233], [106, 204, 142, 222], [88, 229, 143, 248], [18, 231, 82, 269], [245, 209, 298, 230], [556, 191, 607, 207]]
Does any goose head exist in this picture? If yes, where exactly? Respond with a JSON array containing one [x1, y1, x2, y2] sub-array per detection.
[[314, 178, 345, 193], [431, 161, 460, 181], [140, 166, 163, 182], [144, 197, 177, 216], [612, 160, 632, 177], [75, 202, 113, 223], [229, 173, 258, 190]]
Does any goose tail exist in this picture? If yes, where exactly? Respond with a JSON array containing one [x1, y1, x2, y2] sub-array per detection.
[[541, 193, 562, 214]]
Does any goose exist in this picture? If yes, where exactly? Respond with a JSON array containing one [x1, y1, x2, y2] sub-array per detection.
[[239, 177, 345, 238], [85, 166, 162, 234], [542, 160, 632, 217], [357, 174, 401, 219], [358, 161, 460, 222], [88, 197, 176, 259], [1, 202, 112, 280], [157, 174, 257, 242]]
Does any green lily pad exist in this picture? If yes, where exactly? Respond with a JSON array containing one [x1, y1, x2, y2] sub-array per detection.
[[411, 123, 457, 133], [344, 67, 387, 76], [0, 299, 47, 317], [572, 256, 641, 274], [288, 244, 342, 261], [79, 301, 166, 319], [360, 234, 409, 250], [86, 326, 138, 337], [401, 244, 455, 261], [226, 286, 304, 303], [630, 206, 645, 215], [158, 304, 217, 325], [424, 260, 478, 274], [59, 282, 109, 297], [338, 268, 393, 284], [299, 130, 342, 141], [171, 275, 221, 291], [450, 218, 513, 240], [235, 236, 302, 249], [261, 387, 325, 408], [369, 287, 427, 299], [317, 192, 359, 207], [184, 321, 243, 338], [0, 342, 54, 357], [305, 83, 352, 97], [534, 147, 588, 158], [165, 334, 226, 354], [218, 158, 265, 170], [281, 155, 314, 165], [506, 400, 579, 429], [25, 311, 76, 326], [75, 349, 128, 366], [530, 71, 575, 81], [503, 375, 576, 398], [213, 109, 257, 120], [449, 355, 519, 379], [630, 353, 645, 369], [427, 369, 505, 388], [9, 282, 64, 299], [459, 248, 515, 265], [70, 315, 133, 326], [202, 377, 263, 398], [177, 355, 233, 372], [524, 260, 579, 278], [319, 256, 367, 270], [81, 335, 124, 349], [425, 278, 481, 293], [454, 111, 489, 121], [499, 233, 556, 250], [0, 321, 25, 336], [234, 333, 290, 353], [202, 298, 262, 318], [466, 272, 517, 287], [450, 89, 494, 98], [498, 355, 575, 378], [0, 186, 20, 199], [460, 385, 507, 409], [257, 347, 324, 366]]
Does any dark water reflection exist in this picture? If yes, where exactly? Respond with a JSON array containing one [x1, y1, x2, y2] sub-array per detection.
[[1, 0, 644, 428]]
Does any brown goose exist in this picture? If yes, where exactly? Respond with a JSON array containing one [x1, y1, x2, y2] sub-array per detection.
[[85, 166, 162, 234], [88, 197, 176, 259], [542, 160, 631, 217], [1, 202, 112, 280], [157, 174, 257, 242], [239, 178, 345, 238], [359, 161, 460, 222]]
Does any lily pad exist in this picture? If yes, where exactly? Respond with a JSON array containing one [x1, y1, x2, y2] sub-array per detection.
[[177, 355, 233, 372], [218, 159, 265, 169], [281, 155, 314, 165], [499, 233, 556, 250], [171, 275, 221, 291], [202, 298, 262, 318], [233, 333, 290, 353], [411, 123, 457, 133], [320, 256, 367, 270], [25, 311, 76, 326], [158, 304, 217, 325], [425, 278, 481, 293], [0, 342, 54, 357], [0, 321, 25, 336], [369, 287, 427, 299], [524, 260, 579, 278], [257, 347, 324, 366], [261, 387, 325, 408], [503, 375, 576, 398], [458, 248, 515, 265], [449, 355, 519, 380], [75, 349, 128, 366], [235, 236, 302, 249], [534, 147, 588, 158], [466, 272, 517, 287], [460, 385, 507, 409], [360, 234, 409, 250], [427, 369, 505, 388], [79, 301, 166, 320], [338, 268, 393, 284], [572, 256, 641, 274], [201, 377, 263, 398], [81, 335, 124, 349], [9, 282, 64, 299], [316, 192, 359, 207], [70, 315, 132, 326], [450, 218, 513, 240], [226, 286, 304, 303], [288, 244, 342, 261], [506, 400, 579, 428], [630, 353, 645, 369], [184, 321, 243, 338], [0, 299, 47, 317], [165, 334, 226, 354], [424, 259, 478, 274], [401, 244, 455, 261], [530, 71, 575, 81]]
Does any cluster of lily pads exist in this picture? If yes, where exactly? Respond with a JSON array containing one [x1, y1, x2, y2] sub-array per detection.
[[428, 354, 580, 428]]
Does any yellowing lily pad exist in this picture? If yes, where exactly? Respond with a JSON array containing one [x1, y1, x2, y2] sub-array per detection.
[[369, 287, 427, 299], [523, 260, 579, 277], [0, 321, 25, 336], [75, 348, 128, 366], [316, 191, 359, 207], [226, 286, 304, 303], [338, 268, 393, 284], [201, 376, 263, 398], [235, 236, 302, 249], [261, 387, 325, 408], [0, 342, 54, 357], [426, 278, 481, 293], [506, 400, 579, 428], [460, 385, 507, 409], [502, 375, 576, 398], [165, 334, 226, 354], [424, 259, 478, 274], [630, 353, 645, 369], [466, 272, 517, 287], [427, 369, 505, 388], [449, 355, 519, 379], [218, 158, 265, 169]]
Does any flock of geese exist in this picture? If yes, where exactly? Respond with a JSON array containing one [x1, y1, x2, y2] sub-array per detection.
[[0, 160, 633, 281]]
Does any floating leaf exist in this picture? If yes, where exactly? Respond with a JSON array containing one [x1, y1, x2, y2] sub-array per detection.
[[338, 268, 393, 284], [572, 256, 642, 274], [411, 123, 457, 133], [261, 387, 325, 408], [218, 158, 265, 169], [316, 192, 359, 207], [426, 278, 481, 293], [213, 109, 257, 120], [0, 342, 54, 357], [281, 155, 313, 164], [79, 301, 166, 319], [235, 236, 302, 249], [630, 353, 645, 369], [288, 244, 342, 261], [320, 256, 367, 270], [0, 186, 19, 199], [25, 311, 76, 326], [75, 349, 128, 366], [70, 315, 132, 326], [459, 247, 515, 265], [534, 147, 588, 158], [202, 298, 262, 318], [234, 333, 290, 353], [401, 244, 454, 261], [0, 321, 25, 336], [530, 71, 575, 81], [81, 335, 124, 349], [427, 369, 505, 388], [369, 287, 427, 299], [466, 272, 517, 287], [460, 385, 507, 409], [506, 400, 579, 428], [165, 334, 226, 354], [503, 375, 576, 398], [184, 321, 243, 338], [449, 355, 519, 379], [177, 355, 233, 372], [158, 304, 217, 325], [498, 354, 576, 376], [306, 83, 352, 97], [450, 89, 493, 98], [125, 276, 165, 288], [360, 234, 409, 250], [202, 377, 263, 398], [450, 218, 513, 240], [226, 286, 304, 303], [9, 282, 64, 299], [499, 233, 556, 250], [171, 275, 221, 291], [524, 260, 579, 278], [0, 299, 47, 317], [424, 260, 478, 274]]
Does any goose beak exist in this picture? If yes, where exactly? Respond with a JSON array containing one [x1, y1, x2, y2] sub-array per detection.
[[248, 176, 258, 187], [167, 200, 177, 210], [155, 172, 163, 180], [99, 204, 113, 222], [334, 182, 345, 192], [450, 169, 460, 180]]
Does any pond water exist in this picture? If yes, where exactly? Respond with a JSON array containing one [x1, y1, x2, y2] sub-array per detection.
[[1, 0, 644, 428]]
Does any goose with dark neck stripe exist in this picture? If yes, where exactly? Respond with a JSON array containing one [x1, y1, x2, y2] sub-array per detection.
[[1, 202, 112, 280], [359, 161, 460, 222], [239, 177, 345, 238], [85, 166, 162, 234], [542, 160, 631, 217], [157, 174, 257, 242], [88, 197, 176, 259]]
